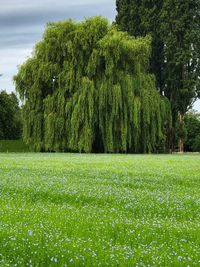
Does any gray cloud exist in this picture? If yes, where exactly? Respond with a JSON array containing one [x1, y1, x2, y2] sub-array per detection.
[[0, 0, 116, 49], [0, 32, 39, 49], [0, 2, 115, 28], [0, 0, 116, 92]]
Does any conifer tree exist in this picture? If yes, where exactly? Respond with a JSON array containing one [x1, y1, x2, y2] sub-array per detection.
[[14, 17, 171, 153], [116, 0, 200, 152]]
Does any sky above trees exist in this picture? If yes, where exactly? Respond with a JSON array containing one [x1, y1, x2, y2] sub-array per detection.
[[0, 0, 116, 92]]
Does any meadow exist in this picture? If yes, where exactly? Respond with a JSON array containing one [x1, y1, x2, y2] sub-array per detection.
[[0, 153, 200, 266]]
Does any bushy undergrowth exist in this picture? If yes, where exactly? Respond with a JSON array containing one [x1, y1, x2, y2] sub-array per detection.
[[0, 140, 30, 152]]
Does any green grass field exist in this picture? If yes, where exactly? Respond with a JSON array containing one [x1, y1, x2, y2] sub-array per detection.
[[0, 153, 200, 266]]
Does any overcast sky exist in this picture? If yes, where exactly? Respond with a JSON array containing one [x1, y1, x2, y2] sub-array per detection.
[[0, 0, 116, 90], [1, 0, 200, 110]]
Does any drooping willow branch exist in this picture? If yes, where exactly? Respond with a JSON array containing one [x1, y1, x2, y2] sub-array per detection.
[[14, 17, 171, 153]]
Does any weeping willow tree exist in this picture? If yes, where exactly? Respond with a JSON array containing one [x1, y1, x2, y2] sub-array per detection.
[[14, 16, 171, 153]]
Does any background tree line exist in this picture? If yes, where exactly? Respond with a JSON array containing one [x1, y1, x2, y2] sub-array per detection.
[[185, 111, 200, 152], [0, 90, 22, 140]]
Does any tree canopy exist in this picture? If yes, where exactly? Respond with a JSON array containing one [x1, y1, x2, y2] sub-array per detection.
[[14, 16, 171, 153], [116, 0, 200, 151], [0, 90, 22, 140]]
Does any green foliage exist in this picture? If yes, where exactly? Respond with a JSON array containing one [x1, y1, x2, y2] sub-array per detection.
[[192, 135, 200, 152], [116, 0, 200, 145], [14, 17, 171, 153], [185, 111, 200, 151], [0, 140, 31, 152], [116, 0, 164, 92], [0, 91, 22, 140], [160, 0, 200, 117]]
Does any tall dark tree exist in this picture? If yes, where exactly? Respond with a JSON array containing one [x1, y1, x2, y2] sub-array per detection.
[[0, 91, 22, 139], [14, 17, 171, 153], [161, 0, 200, 152], [116, 0, 164, 92], [116, 0, 200, 152]]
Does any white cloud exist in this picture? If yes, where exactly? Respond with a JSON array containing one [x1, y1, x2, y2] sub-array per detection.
[[193, 100, 200, 111], [0, 47, 33, 92]]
